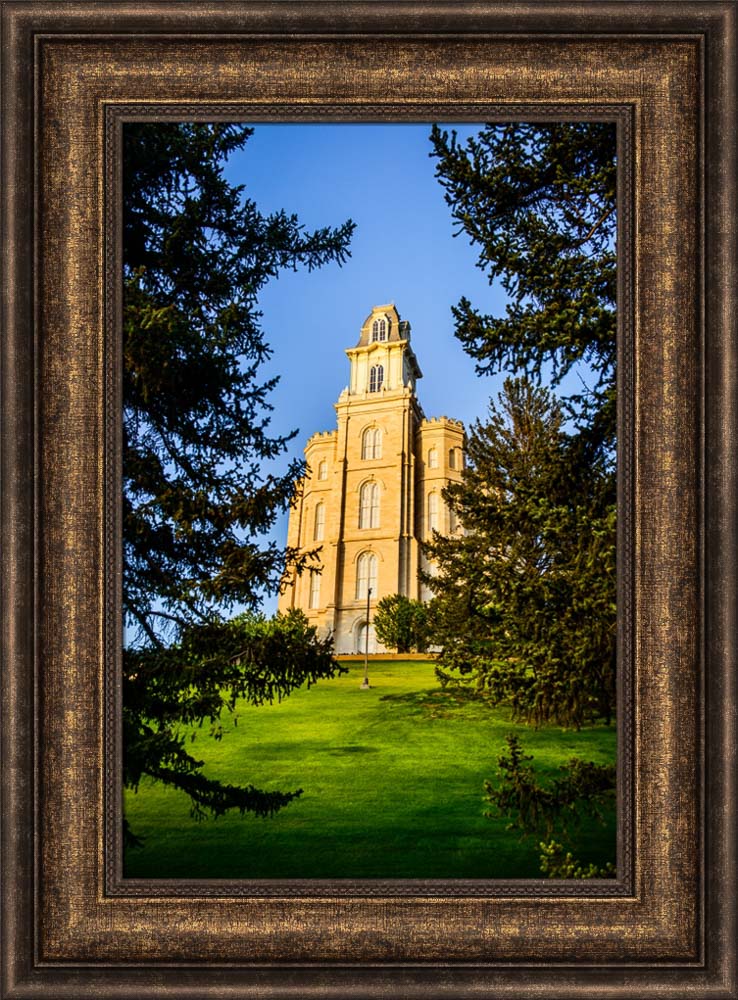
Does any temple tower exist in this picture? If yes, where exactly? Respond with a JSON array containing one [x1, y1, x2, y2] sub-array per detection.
[[278, 304, 464, 653]]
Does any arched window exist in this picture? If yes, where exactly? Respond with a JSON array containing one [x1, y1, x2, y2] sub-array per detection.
[[359, 482, 380, 529], [356, 552, 378, 600], [308, 570, 321, 609], [419, 553, 438, 600], [361, 426, 382, 460], [313, 502, 325, 541], [356, 621, 376, 654], [317, 460, 328, 481], [449, 448, 456, 470], [449, 507, 459, 534], [369, 364, 384, 393], [428, 447, 438, 469], [428, 492, 439, 534], [371, 318, 387, 342]]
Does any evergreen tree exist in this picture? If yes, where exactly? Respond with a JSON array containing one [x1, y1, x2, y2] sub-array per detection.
[[430, 121, 617, 454], [124, 123, 355, 642], [484, 734, 616, 878], [122, 124, 354, 839], [124, 608, 343, 846], [426, 122, 617, 726], [425, 378, 615, 728]]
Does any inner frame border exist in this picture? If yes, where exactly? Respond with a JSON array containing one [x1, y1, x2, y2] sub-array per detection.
[[103, 101, 635, 901]]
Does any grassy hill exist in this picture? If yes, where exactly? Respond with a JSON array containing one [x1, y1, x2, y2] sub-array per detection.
[[124, 659, 616, 879]]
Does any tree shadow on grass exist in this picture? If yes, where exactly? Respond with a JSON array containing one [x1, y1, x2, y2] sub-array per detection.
[[378, 687, 492, 719]]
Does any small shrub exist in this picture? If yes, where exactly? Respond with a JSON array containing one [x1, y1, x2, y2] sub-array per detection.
[[538, 839, 616, 879], [374, 594, 430, 653], [484, 734, 616, 878]]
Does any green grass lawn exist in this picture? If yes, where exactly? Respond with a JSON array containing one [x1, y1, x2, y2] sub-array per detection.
[[124, 660, 616, 879]]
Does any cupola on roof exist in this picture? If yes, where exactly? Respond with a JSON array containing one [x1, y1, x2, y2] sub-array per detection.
[[355, 303, 412, 347]]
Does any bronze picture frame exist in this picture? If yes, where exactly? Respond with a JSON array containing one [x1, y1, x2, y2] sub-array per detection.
[[1, 2, 735, 997]]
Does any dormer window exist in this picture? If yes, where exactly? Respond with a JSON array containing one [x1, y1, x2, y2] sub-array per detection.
[[371, 318, 388, 342], [369, 364, 384, 393]]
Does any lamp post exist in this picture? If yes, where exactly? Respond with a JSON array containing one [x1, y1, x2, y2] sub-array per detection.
[[360, 586, 372, 689]]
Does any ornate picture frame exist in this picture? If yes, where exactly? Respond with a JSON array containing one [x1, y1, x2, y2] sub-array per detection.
[[1, 2, 735, 997]]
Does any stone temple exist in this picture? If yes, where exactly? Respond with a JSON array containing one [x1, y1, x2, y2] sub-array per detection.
[[278, 304, 464, 654]]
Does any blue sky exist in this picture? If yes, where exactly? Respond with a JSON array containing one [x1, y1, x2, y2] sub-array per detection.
[[223, 124, 507, 444], [223, 124, 510, 612]]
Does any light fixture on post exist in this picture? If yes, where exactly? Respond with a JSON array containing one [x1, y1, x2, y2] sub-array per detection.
[[360, 586, 372, 689]]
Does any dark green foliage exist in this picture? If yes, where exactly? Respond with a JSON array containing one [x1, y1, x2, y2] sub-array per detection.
[[373, 594, 430, 653], [430, 121, 616, 452], [538, 839, 615, 879], [123, 123, 355, 644], [124, 609, 345, 846], [484, 734, 616, 839], [427, 122, 617, 727], [484, 734, 616, 878], [425, 378, 616, 728], [122, 123, 353, 837]]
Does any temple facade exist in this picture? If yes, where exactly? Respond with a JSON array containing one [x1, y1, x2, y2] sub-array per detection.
[[278, 304, 464, 653]]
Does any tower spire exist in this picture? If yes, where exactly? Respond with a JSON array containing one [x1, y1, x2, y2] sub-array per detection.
[[346, 304, 422, 399]]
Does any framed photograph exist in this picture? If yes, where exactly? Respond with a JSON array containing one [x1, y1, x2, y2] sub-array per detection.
[[119, 118, 621, 887], [1, 2, 735, 997]]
